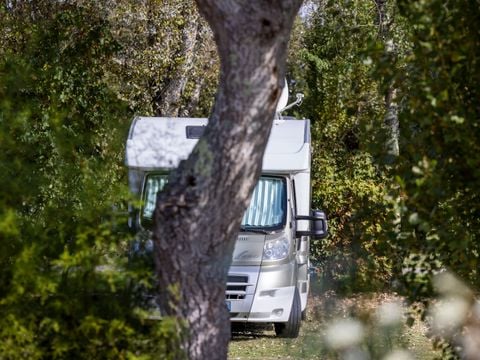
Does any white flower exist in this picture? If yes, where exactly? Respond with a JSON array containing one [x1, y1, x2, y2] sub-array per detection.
[[461, 325, 480, 360], [325, 318, 365, 350], [344, 348, 369, 360], [362, 57, 372, 66], [383, 349, 414, 360], [472, 300, 480, 321], [433, 272, 472, 299], [376, 301, 404, 327], [430, 297, 469, 335]]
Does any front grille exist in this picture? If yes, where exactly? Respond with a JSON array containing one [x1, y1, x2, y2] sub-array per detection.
[[226, 275, 252, 300]]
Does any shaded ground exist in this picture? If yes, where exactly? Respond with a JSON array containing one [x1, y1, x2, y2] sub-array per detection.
[[228, 286, 439, 359]]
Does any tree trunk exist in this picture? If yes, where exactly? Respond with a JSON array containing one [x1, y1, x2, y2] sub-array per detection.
[[154, 5, 200, 117], [180, 74, 204, 116], [384, 87, 399, 157], [152, 1, 302, 359], [375, 0, 399, 158], [180, 20, 218, 117]]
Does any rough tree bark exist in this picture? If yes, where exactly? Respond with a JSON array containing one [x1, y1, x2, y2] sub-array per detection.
[[375, 0, 399, 158], [180, 20, 218, 117], [152, 1, 302, 359], [384, 87, 399, 157], [154, 5, 200, 117]]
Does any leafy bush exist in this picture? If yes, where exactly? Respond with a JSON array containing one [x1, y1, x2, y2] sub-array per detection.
[[389, 0, 480, 295], [290, 0, 396, 293], [0, 4, 184, 358]]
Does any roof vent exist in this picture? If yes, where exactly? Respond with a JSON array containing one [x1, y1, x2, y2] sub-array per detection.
[[186, 125, 205, 139]]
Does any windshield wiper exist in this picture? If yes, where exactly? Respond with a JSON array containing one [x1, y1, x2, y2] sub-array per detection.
[[239, 226, 270, 234]]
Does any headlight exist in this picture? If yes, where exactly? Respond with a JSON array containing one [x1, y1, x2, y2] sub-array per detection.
[[263, 237, 290, 261]]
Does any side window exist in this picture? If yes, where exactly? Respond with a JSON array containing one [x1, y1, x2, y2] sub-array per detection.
[[291, 179, 301, 248], [291, 178, 298, 216], [142, 174, 169, 221]]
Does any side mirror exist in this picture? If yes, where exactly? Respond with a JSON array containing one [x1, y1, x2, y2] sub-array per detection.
[[295, 210, 328, 239]]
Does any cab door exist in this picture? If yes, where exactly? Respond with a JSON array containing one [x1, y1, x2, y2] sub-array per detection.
[[291, 179, 310, 314], [291, 179, 309, 266]]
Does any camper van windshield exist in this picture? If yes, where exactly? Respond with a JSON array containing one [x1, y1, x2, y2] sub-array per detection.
[[142, 175, 286, 229]]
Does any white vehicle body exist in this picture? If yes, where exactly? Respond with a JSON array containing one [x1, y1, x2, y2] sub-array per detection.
[[125, 116, 327, 337]]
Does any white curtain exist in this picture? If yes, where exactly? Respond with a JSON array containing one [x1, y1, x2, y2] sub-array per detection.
[[143, 175, 285, 227], [242, 177, 285, 227], [143, 175, 168, 219]]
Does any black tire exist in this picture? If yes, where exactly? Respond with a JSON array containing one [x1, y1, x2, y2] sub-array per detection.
[[274, 288, 301, 338]]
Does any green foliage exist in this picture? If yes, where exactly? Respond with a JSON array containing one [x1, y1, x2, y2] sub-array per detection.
[[107, 0, 218, 116], [289, 1, 480, 356], [385, 0, 480, 295], [0, 3, 184, 358], [1, 0, 478, 356], [291, 0, 480, 301], [290, 0, 395, 293]]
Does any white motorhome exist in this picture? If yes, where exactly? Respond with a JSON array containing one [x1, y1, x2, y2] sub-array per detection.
[[126, 116, 327, 338]]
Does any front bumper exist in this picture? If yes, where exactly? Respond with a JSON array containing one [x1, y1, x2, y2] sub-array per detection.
[[228, 263, 296, 323]]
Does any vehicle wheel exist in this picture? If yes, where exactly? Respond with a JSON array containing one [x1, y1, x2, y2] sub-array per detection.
[[274, 288, 301, 338]]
